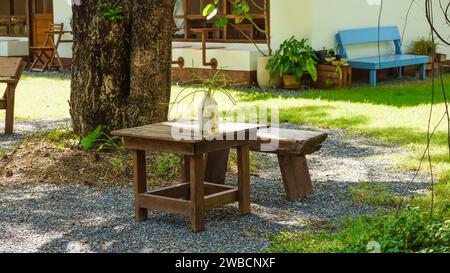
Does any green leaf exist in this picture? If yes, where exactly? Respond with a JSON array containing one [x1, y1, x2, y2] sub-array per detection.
[[306, 58, 317, 81], [80, 125, 103, 150], [202, 4, 216, 16], [215, 17, 229, 27]]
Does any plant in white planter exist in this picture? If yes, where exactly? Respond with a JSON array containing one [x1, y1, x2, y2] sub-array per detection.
[[203, 0, 281, 88], [267, 37, 318, 89], [170, 71, 237, 137]]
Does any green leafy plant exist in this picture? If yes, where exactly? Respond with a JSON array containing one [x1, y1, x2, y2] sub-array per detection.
[[411, 37, 436, 56], [97, 134, 125, 152], [79, 125, 125, 151], [318, 48, 349, 80], [98, 1, 125, 22], [80, 126, 103, 150], [267, 37, 318, 81]]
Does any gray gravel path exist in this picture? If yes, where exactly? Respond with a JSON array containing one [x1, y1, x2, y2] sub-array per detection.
[[0, 122, 430, 253], [0, 119, 70, 150]]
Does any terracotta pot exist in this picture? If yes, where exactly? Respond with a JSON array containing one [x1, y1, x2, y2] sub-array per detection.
[[282, 74, 301, 89], [257, 56, 282, 89]]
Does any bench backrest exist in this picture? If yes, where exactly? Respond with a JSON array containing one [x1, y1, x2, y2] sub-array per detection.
[[336, 26, 402, 58]]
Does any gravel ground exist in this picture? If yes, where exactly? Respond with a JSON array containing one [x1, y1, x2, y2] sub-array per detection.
[[0, 122, 430, 253], [0, 119, 70, 150]]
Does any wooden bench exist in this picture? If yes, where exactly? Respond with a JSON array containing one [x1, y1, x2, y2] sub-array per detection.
[[336, 26, 429, 87], [0, 57, 25, 135], [204, 128, 328, 201]]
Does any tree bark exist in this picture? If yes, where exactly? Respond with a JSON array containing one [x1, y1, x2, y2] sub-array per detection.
[[70, 0, 175, 136]]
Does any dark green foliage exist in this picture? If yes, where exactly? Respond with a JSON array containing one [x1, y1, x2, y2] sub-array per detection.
[[97, 1, 125, 22], [267, 37, 317, 81], [411, 37, 435, 55]]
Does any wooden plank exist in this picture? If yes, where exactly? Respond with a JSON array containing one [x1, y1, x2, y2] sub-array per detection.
[[113, 120, 264, 144], [277, 155, 313, 201], [190, 154, 205, 232], [251, 128, 328, 155], [124, 137, 196, 155], [137, 194, 191, 216], [237, 144, 251, 215], [132, 150, 148, 221], [205, 189, 239, 209], [147, 183, 190, 200], [0, 58, 21, 77]]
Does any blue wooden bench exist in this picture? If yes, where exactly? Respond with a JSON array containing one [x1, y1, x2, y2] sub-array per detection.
[[336, 26, 429, 87]]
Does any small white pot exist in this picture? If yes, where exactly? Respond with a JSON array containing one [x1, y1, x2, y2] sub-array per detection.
[[257, 56, 282, 89]]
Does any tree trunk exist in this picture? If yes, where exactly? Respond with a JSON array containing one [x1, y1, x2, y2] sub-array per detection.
[[70, 0, 175, 136]]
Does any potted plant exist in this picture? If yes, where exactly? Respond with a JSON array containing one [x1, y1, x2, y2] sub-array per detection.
[[313, 48, 351, 89], [202, 0, 281, 88], [266, 37, 317, 89], [411, 37, 446, 70]]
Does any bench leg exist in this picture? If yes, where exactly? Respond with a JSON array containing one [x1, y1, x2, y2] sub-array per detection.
[[277, 155, 313, 201], [369, 70, 377, 87], [182, 149, 230, 185], [205, 149, 230, 184], [398, 66, 403, 78], [420, 64, 426, 80], [132, 150, 148, 221]]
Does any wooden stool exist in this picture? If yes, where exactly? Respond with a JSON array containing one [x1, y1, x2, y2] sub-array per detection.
[[203, 128, 328, 201]]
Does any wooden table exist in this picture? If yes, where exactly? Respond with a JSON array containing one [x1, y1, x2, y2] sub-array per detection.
[[112, 120, 265, 232]]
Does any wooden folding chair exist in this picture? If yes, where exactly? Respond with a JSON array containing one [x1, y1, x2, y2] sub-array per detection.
[[29, 23, 64, 72], [0, 57, 25, 135]]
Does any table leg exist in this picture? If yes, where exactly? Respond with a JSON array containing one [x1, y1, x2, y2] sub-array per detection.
[[190, 154, 205, 232], [181, 155, 190, 183], [132, 150, 148, 221], [205, 149, 230, 184], [5, 84, 15, 135], [237, 144, 251, 216]]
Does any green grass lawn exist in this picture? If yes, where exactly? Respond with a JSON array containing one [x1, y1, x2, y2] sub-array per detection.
[[0, 75, 70, 121]]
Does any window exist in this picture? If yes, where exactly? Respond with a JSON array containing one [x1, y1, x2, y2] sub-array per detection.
[[173, 0, 269, 43], [0, 0, 28, 36]]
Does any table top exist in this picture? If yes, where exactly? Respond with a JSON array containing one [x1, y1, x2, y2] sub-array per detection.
[[112, 120, 266, 144]]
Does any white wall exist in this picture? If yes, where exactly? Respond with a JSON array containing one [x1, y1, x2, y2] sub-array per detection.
[[270, 0, 312, 52], [309, 0, 450, 57], [53, 0, 73, 58]]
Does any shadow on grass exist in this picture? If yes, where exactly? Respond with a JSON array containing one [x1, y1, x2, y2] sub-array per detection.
[[238, 78, 449, 107], [279, 105, 370, 129]]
